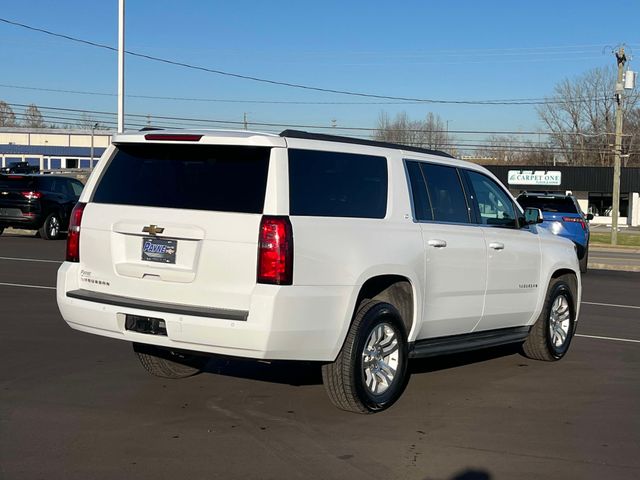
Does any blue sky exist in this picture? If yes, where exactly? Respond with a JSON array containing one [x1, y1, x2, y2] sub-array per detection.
[[1, 0, 639, 135]]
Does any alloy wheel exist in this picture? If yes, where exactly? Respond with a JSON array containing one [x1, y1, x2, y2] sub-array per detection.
[[361, 322, 400, 395], [549, 294, 571, 348], [49, 216, 60, 238]]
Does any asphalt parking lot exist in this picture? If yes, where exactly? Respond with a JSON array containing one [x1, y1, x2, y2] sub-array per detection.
[[1, 233, 639, 480]]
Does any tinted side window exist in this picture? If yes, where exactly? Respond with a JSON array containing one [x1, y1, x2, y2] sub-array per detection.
[[93, 144, 270, 214], [405, 161, 432, 221], [37, 177, 54, 192], [289, 149, 387, 219], [69, 180, 84, 197], [466, 171, 517, 228], [50, 178, 67, 195], [420, 164, 470, 223], [56, 178, 73, 197]]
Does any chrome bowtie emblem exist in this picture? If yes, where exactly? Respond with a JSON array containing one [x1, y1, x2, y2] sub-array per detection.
[[142, 224, 164, 236]]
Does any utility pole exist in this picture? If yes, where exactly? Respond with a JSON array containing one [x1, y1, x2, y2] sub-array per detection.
[[611, 46, 626, 245], [243, 112, 248, 130], [90, 122, 98, 169], [117, 0, 125, 133]]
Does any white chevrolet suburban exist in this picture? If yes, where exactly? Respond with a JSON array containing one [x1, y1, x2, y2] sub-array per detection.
[[57, 129, 581, 413]]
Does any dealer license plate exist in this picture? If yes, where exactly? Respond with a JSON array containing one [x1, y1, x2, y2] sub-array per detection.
[[141, 237, 177, 264], [0, 207, 21, 217]]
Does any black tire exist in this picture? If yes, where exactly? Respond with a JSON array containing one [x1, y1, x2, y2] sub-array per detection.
[[522, 275, 577, 361], [38, 213, 62, 240], [579, 249, 588, 274], [322, 300, 409, 414], [133, 342, 208, 379]]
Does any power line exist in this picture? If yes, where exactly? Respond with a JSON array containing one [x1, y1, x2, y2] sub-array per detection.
[[0, 83, 415, 105], [0, 82, 612, 106], [0, 17, 612, 106], [6, 102, 627, 139], [5, 112, 632, 156]]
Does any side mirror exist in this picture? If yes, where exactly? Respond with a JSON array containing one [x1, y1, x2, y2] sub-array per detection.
[[586, 213, 594, 221], [524, 207, 544, 225]]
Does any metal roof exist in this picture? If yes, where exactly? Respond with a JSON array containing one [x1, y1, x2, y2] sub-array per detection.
[[0, 144, 106, 157]]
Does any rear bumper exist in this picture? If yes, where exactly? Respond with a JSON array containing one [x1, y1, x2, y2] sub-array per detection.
[[0, 217, 43, 229], [0, 208, 43, 229], [56, 262, 353, 362]]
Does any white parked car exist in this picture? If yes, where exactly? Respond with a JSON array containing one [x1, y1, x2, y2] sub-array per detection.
[[57, 129, 581, 413]]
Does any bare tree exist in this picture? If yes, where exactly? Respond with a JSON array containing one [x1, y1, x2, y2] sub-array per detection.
[[625, 107, 640, 166], [537, 67, 640, 166], [475, 135, 550, 165], [77, 112, 103, 130], [0, 100, 17, 127], [23, 103, 45, 128], [374, 111, 453, 151]]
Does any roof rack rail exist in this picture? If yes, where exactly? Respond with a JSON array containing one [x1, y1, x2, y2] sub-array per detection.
[[279, 129, 454, 159]]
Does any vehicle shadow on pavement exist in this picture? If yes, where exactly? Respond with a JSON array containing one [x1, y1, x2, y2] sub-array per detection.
[[409, 343, 522, 375], [201, 355, 324, 386], [428, 470, 491, 480], [198, 344, 522, 387]]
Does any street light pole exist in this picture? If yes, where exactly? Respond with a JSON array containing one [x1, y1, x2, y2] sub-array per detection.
[[117, 0, 125, 133]]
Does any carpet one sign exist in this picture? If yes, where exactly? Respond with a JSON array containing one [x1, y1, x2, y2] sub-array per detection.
[[507, 170, 562, 186]]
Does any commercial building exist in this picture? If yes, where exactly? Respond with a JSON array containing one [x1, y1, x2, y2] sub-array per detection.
[[485, 165, 640, 227], [0, 128, 110, 170]]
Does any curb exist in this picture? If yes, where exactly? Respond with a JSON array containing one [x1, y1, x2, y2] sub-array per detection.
[[588, 263, 640, 273], [590, 245, 640, 254], [3, 229, 39, 236]]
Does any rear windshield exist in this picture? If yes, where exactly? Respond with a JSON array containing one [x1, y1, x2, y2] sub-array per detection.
[[0, 175, 35, 190], [288, 149, 388, 219], [517, 195, 578, 213], [92, 144, 271, 214]]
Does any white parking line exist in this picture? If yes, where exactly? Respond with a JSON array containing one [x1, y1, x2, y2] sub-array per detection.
[[0, 282, 55, 290], [0, 256, 62, 264], [576, 334, 640, 344], [582, 301, 640, 310]]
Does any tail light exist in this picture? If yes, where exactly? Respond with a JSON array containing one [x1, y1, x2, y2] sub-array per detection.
[[257, 216, 293, 285], [562, 217, 587, 231], [66, 203, 86, 262], [21, 191, 42, 200]]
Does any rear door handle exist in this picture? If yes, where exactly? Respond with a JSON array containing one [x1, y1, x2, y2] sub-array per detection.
[[489, 242, 505, 250], [427, 239, 447, 248]]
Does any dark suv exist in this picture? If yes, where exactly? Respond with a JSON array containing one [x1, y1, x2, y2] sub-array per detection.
[[516, 191, 592, 273], [0, 174, 84, 239], [0, 162, 40, 174]]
